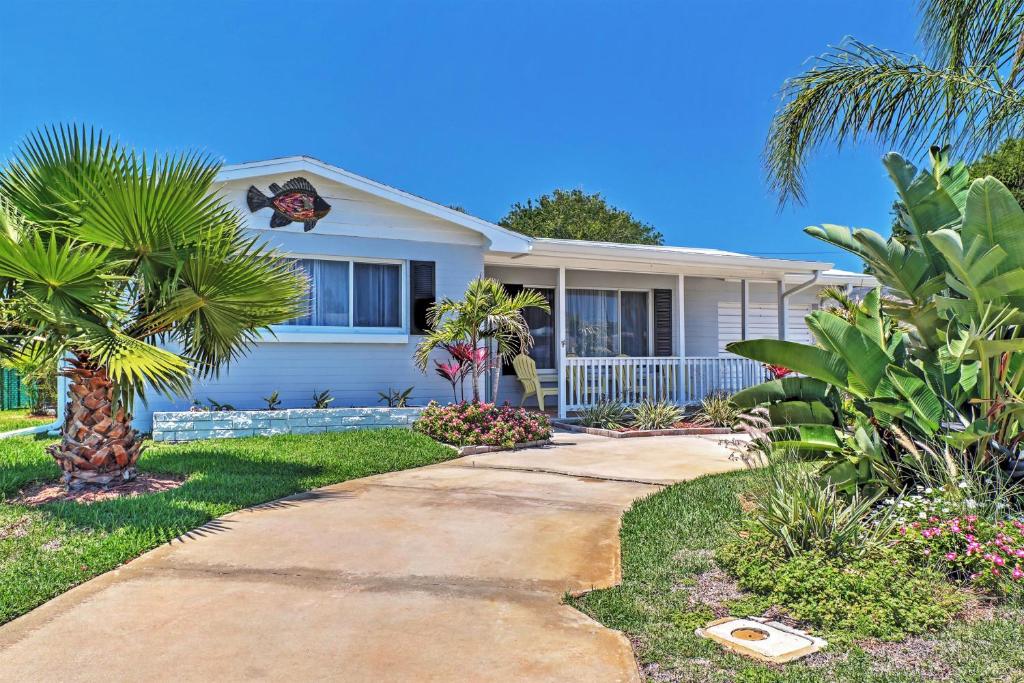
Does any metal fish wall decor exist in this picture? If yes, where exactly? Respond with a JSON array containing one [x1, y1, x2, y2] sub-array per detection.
[[247, 177, 332, 232]]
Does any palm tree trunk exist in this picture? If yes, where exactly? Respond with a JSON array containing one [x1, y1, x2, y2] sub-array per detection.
[[47, 351, 143, 488]]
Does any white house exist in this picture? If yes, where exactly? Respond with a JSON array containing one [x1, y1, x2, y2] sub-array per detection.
[[132, 156, 874, 428]]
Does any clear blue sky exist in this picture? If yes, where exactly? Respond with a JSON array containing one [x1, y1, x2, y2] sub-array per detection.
[[1, 0, 921, 271]]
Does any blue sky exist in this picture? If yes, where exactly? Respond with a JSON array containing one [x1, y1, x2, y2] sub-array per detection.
[[1, 0, 920, 271]]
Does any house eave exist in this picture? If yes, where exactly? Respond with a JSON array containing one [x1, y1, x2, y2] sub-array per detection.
[[217, 156, 533, 254], [485, 237, 843, 280]]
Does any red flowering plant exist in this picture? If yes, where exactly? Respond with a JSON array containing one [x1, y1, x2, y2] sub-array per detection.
[[884, 486, 1024, 594], [763, 364, 794, 379], [414, 401, 552, 448]]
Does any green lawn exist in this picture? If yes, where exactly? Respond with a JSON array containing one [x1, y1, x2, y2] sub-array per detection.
[[0, 409, 51, 433], [569, 469, 1024, 683], [0, 429, 456, 624]]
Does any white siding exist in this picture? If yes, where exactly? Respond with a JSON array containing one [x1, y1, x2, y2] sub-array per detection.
[[716, 302, 815, 354], [221, 175, 487, 247], [132, 175, 489, 429]]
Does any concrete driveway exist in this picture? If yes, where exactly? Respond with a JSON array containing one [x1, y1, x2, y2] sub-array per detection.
[[0, 431, 742, 682]]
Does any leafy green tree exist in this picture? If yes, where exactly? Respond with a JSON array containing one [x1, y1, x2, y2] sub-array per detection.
[[968, 137, 1024, 206], [765, 0, 1024, 204], [0, 126, 306, 486], [499, 188, 662, 245]]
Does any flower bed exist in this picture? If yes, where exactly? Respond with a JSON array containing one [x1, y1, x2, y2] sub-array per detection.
[[413, 401, 552, 449], [885, 488, 1024, 593]]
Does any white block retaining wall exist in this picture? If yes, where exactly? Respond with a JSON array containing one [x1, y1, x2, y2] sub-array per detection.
[[152, 407, 424, 442]]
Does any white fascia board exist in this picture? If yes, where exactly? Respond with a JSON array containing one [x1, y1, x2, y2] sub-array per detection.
[[217, 156, 532, 254], [486, 239, 833, 278]]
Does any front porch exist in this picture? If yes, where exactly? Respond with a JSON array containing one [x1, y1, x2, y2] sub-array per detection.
[[484, 239, 847, 418]]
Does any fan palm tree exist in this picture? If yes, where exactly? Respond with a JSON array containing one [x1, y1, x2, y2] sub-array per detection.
[[414, 278, 549, 402], [0, 125, 306, 487], [767, 0, 1024, 204]]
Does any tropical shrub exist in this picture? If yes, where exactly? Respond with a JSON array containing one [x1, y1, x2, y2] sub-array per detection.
[[727, 148, 1024, 495], [718, 527, 965, 641], [576, 400, 628, 430], [414, 401, 551, 448], [263, 391, 282, 410], [693, 391, 738, 428], [414, 279, 549, 402], [312, 389, 334, 409], [746, 459, 896, 559], [378, 386, 413, 408], [628, 400, 682, 430], [0, 125, 305, 486]]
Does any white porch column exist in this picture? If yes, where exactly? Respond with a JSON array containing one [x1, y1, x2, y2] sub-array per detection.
[[557, 266, 567, 418], [777, 280, 788, 340], [740, 279, 750, 340], [676, 273, 686, 404]]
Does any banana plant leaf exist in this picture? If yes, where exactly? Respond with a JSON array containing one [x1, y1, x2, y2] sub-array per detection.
[[767, 400, 835, 425], [730, 376, 831, 408], [767, 424, 844, 452], [819, 457, 875, 496], [726, 339, 848, 388], [806, 310, 891, 396], [883, 365, 942, 435], [940, 419, 998, 448], [962, 177, 1024, 274]]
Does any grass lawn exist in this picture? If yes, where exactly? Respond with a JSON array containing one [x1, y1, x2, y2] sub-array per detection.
[[569, 469, 1024, 683], [0, 429, 456, 625], [0, 409, 51, 433]]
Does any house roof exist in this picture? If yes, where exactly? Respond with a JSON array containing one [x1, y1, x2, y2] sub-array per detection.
[[527, 238, 833, 272], [216, 156, 533, 254], [217, 156, 874, 286]]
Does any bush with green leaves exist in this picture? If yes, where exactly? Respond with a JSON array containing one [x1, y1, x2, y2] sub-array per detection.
[[693, 391, 738, 428], [718, 527, 965, 641], [628, 400, 682, 430], [576, 400, 628, 430], [746, 458, 896, 559], [727, 148, 1024, 495]]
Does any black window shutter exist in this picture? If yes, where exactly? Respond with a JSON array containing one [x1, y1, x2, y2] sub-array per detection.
[[501, 284, 524, 374], [410, 261, 436, 334], [652, 289, 673, 356]]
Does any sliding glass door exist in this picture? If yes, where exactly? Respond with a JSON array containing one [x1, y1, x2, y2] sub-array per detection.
[[566, 289, 650, 357]]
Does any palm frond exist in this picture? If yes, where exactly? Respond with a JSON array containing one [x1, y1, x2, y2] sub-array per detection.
[[765, 39, 1023, 205]]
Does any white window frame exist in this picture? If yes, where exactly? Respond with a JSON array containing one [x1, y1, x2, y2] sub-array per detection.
[[265, 253, 409, 344], [565, 286, 653, 357]]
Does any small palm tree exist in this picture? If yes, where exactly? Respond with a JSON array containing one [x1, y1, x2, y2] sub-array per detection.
[[766, 0, 1024, 204], [414, 278, 549, 402], [0, 125, 306, 487]]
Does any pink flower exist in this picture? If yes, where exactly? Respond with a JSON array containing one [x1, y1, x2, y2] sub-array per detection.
[[945, 552, 958, 561]]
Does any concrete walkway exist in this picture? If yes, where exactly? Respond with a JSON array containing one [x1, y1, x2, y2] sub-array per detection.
[[0, 431, 742, 682]]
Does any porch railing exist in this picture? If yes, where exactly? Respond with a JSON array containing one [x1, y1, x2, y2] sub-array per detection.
[[562, 356, 768, 411]]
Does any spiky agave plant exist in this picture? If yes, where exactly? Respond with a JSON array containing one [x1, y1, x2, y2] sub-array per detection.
[[0, 125, 306, 487]]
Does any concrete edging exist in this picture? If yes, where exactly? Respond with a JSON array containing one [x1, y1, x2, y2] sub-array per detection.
[[152, 407, 424, 442], [552, 421, 731, 438]]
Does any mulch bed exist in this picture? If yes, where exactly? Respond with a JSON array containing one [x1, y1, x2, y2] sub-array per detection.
[[11, 473, 185, 506]]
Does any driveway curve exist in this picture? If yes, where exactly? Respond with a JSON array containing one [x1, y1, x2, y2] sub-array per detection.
[[0, 431, 741, 682]]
